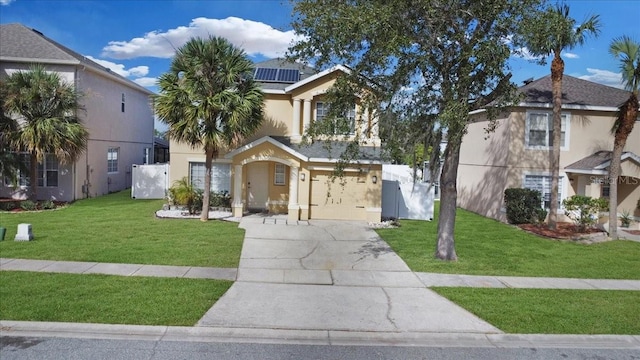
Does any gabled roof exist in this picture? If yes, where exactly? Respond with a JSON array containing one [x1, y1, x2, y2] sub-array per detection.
[[565, 150, 640, 175], [0, 23, 153, 95], [518, 75, 630, 109]]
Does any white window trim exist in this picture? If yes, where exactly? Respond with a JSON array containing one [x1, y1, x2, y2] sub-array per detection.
[[189, 162, 232, 193], [524, 110, 571, 151], [315, 101, 357, 135], [38, 154, 59, 188], [107, 147, 119, 174], [522, 171, 567, 214], [274, 164, 286, 186]]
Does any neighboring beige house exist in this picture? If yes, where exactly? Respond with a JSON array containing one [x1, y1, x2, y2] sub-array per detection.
[[0, 23, 155, 201], [169, 59, 383, 222], [458, 75, 640, 223]]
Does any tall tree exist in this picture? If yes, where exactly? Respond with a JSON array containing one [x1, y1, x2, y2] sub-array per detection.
[[289, 0, 541, 260], [522, 3, 600, 230], [155, 36, 264, 221], [2, 65, 88, 200], [607, 35, 640, 239], [0, 80, 22, 184]]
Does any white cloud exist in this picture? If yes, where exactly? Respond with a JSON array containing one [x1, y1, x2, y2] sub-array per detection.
[[133, 77, 158, 87], [578, 68, 624, 89], [0, 0, 16, 5], [86, 56, 149, 78], [101, 16, 303, 59], [513, 47, 545, 61], [563, 52, 579, 59]]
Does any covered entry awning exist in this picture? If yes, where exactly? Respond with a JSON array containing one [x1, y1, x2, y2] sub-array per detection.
[[564, 151, 640, 177]]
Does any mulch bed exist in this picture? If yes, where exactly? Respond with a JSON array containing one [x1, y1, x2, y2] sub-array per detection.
[[518, 222, 606, 240], [624, 230, 640, 235]]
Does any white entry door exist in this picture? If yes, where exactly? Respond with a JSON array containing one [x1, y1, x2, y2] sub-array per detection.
[[247, 162, 269, 211]]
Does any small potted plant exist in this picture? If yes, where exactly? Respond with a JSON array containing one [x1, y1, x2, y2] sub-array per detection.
[[619, 210, 633, 228]]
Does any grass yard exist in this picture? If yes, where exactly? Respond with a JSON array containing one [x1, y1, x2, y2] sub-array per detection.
[[0, 191, 244, 267], [0, 271, 231, 326], [432, 287, 640, 334], [377, 205, 640, 279]]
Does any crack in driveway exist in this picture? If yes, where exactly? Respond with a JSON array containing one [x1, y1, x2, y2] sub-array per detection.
[[381, 288, 399, 331]]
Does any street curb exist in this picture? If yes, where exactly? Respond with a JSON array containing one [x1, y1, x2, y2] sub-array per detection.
[[1, 321, 639, 349]]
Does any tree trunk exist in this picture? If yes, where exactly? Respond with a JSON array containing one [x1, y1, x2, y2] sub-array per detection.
[[29, 151, 38, 201], [200, 148, 214, 222], [548, 52, 564, 230], [608, 93, 639, 238], [435, 141, 460, 261]]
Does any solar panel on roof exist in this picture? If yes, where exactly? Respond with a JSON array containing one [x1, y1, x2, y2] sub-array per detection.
[[277, 69, 300, 83], [254, 68, 278, 81]]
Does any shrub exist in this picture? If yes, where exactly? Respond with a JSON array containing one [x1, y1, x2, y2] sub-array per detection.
[[0, 201, 17, 211], [562, 195, 608, 232], [168, 177, 203, 215], [619, 210, 633, 228], [41, 200, 56, 210], [20, 200, 37, 211], [504, 188, 544, 224], [209, 191, 231, 208]]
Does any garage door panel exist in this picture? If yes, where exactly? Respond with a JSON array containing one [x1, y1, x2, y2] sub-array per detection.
[[310, 171, 367, 220]]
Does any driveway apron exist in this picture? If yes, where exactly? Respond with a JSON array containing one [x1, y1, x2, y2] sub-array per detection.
[[197, 216, 500, 334]]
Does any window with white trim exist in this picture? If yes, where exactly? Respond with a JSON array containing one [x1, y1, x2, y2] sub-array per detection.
[[316, 102, 356, 135], [189, 162, 231, 193], [525, 112, 569, 150], [601, 182, 610, 198], [524, 174, 563, 210], [37, 154, 59, 187], [107, 148, 119, 173], [274, 164, 286, 185]]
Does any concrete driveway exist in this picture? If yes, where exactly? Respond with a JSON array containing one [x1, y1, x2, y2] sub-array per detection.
[[197, 216, 500, 334]]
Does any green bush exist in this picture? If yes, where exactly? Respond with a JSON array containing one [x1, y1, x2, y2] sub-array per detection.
[[40, 200, 56, 210], [562, 195, 608, 232], [0, 201, 17, 211], [504, 188, 544, 224], [20, 200, 37, 211], [168, 177, 202, 215], [209, 191, 231, 208]]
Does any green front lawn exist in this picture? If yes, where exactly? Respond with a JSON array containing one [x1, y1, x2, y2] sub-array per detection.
[[0, 191, 244, 267], [0, 271, 231, 326], [433, 287, 640, 334], [377, 205, 640, 279]]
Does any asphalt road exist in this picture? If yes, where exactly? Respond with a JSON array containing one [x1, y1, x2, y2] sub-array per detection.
[[2, 336, 639, 360]]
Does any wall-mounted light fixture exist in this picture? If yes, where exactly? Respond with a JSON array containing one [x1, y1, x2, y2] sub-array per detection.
[[300, 173, 306, 181], [372, 175, 378, 184]]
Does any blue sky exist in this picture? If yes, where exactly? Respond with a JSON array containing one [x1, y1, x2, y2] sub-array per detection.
[[1, 0, 639, 128]]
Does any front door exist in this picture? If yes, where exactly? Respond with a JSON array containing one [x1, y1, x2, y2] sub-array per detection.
[[247, 162, 269, 211]]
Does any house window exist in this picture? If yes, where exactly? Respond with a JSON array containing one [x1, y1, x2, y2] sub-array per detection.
[[107, 148, 119, 173], [274, 164, 286, 185], [525, 112, 569, 150], [4, 153, 30, 186], [37, 154, 59, 187], [189, 162, 231, 193], [601, 183, 610, 198], [524, 174, 563, 210], [316, 101, 356, 135], [121, 93, 125, 113]]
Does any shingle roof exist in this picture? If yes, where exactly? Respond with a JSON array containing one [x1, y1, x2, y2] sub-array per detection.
[[519, 75, 630, 108], [253, 58, 317, 91], [0, 23, 152, 94], [565, 150, 639, 171], [272, 136, 382, 161]]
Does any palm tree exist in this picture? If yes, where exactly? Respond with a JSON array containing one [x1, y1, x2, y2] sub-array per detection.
[[607, 36, 640, 239], [0, 80, 23, 184], [2, 65, 88, 200], [523, 3, 600, 229], [155, 36, 264, 221]]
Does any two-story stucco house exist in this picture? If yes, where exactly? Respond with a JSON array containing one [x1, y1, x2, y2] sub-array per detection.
[[458, 75, 640, 222], [0, 23, 155, 202], [168, 59, 383, 222]]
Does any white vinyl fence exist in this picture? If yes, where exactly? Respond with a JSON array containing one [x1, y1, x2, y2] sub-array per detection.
[[381, 165, 435, 220], [131, 163, 169, 199]]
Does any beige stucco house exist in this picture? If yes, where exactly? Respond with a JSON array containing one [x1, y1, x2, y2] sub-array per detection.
[[0, 23, 155, 202], [169, 59, 383, 222], [458, 75, 640, 223]]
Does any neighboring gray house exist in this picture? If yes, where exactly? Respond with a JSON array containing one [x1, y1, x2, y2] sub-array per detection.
[[1, 23, 155, 201], [458, 75, 640, 222]]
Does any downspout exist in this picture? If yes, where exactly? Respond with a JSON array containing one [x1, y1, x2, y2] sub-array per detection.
[[79, 65, 91, 198]]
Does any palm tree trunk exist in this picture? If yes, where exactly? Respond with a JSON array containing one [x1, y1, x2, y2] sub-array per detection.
[[548, 52, 564, 230], [200, 148, 214, 222], [435, 141, 460, 261], [29, 151, 38, 201]]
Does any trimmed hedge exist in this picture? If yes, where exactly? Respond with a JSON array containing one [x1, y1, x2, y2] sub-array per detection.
[[504, 188, 545, 224]]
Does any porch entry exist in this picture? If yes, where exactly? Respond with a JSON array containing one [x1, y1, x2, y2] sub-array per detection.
[[247, 162, 269, 212]]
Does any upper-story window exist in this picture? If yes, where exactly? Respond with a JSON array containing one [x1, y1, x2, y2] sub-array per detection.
[[525, 111, 570, 150], [316, 102, 356, 135]]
